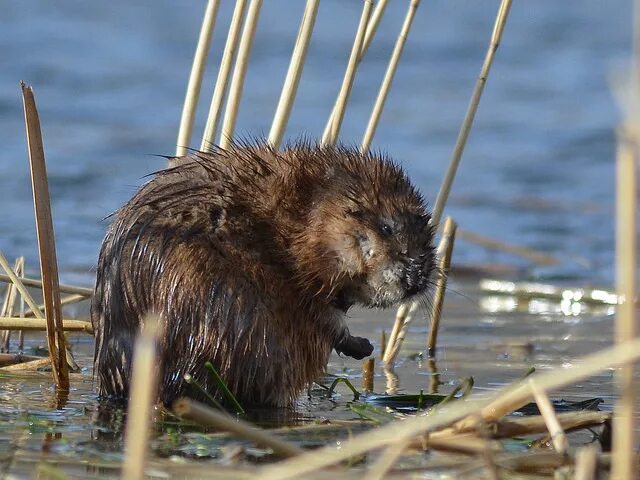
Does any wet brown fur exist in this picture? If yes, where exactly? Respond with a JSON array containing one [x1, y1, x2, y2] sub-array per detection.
[[92, 140, 435, 407]]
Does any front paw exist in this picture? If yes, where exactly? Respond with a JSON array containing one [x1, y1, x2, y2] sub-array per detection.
[[335, 335, 374, 360]]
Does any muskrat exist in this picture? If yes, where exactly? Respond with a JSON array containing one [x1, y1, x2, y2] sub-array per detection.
[[92, 140, 436, 407]]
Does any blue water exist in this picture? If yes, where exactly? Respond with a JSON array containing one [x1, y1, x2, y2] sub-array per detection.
[[0, 1, 632, 287]]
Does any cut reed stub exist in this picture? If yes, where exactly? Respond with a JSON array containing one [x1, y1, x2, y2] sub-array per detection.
[[20, 82, 69, 392], [362, 357, 375, 393]]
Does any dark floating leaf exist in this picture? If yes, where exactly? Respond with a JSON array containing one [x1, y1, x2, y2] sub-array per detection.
[[514, 398, 603, 416], [365, 393, 603, 416]]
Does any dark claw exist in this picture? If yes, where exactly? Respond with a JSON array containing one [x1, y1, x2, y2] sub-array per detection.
[[335, 335, 374, 360]]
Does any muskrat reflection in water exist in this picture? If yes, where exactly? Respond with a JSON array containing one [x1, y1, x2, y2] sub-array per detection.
[[92, 140, 436, 407]]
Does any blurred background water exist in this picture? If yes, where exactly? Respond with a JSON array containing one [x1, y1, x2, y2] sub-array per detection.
[[0, 0, 632, 287]]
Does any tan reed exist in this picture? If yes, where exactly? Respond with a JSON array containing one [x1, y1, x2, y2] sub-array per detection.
[[122, 315, 162, 480], [176, 0, 221, 156], [268, 0, 320, 149], [427, 216, 457, 357], [359, 0, 389, 60], [431, 0, 513, 226], [611, 126, 638, 480], [382, 301, 418, 365], [0, 317, 93, 333], [321, 0, 373, 146], [528, 379, 568, 455], [201, 0, 248, 151], [20, 83, 69, 391], [259, 338, 640, 479], [361, 0, 420, 151], [173, 397, 303, 458], [362, 357, 374, 392], [574, 446, 599, 480], [0, 257, 21, 351], [219, 0, 263, 150], [0, 273, 92, 297]]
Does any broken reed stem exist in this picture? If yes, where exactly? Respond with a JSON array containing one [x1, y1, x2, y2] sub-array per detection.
[[0, 258, 22, 352], [219, 0, 263, 150], [259, 338, 640, 479], [268, 0, 320, 149], [0, 357, 51, 372], [0, 274, 93, 297], [427, 216, 457, 357], [457, 227, 561, 266], [175, 0, 221, 157], [574, 446, 599, 480], [361, 0, 420, 152], [431, 0, 513, 226], [21, 82, 68, 391], [362, 357, 374, 392], [528, 379, 568, 455], [23, 294, 86, 318], [0, 252, 43, 319], [122, 315, 162, 480], [321, 0, 373, 146], [611, 127, 637, 480], [0, 317, 93, 334], [382, 301, 418, 365], [173, 398, 303, 458], [201, 0, 248, 151]]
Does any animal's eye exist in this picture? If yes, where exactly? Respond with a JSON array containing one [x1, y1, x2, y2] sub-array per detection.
[[381, 223, 393, 236]]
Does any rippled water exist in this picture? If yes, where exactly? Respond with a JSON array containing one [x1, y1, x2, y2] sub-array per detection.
[[0, 1, 635, 477], [0, 0, 631, 285]]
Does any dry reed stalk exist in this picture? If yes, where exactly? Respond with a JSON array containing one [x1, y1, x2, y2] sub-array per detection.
[[611, 127, 638, 480], [23, 294, 86, 318], [491, 411, 609, 438], [0, 317, 93, 333], [259, 338, 640, 479], [201, 0, 248, 151], [379, 329, 386, 360], [417, 433, 501, 455], [0, 252, 44, 318], [21, 82, 69, 391], [528, 379, 568, 455], [122, 315, 162, 480], [219, 0, 263, 150], [173, 398, 303, 458], [574, 446, 599, 480], [458, 227, 560, 266], [0, 258, 22, 351], [16, 258, 25, 352], [362, 357, 374, 392], [0, 274, 93, 297], [0, 353, 43, 366], [391, 0, 514, 354], [361, 0, 420, 151], [0, 357, 50, 371], [175, 0, 221, 157], [382, 301, 418, 365], [268, 0, 320, 149], [366, 438, 411, 480], [321, 0, 373, 146], [427, 216, 457, 357], [359, 0, 389, 60], [431, 0, 513, 225]]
